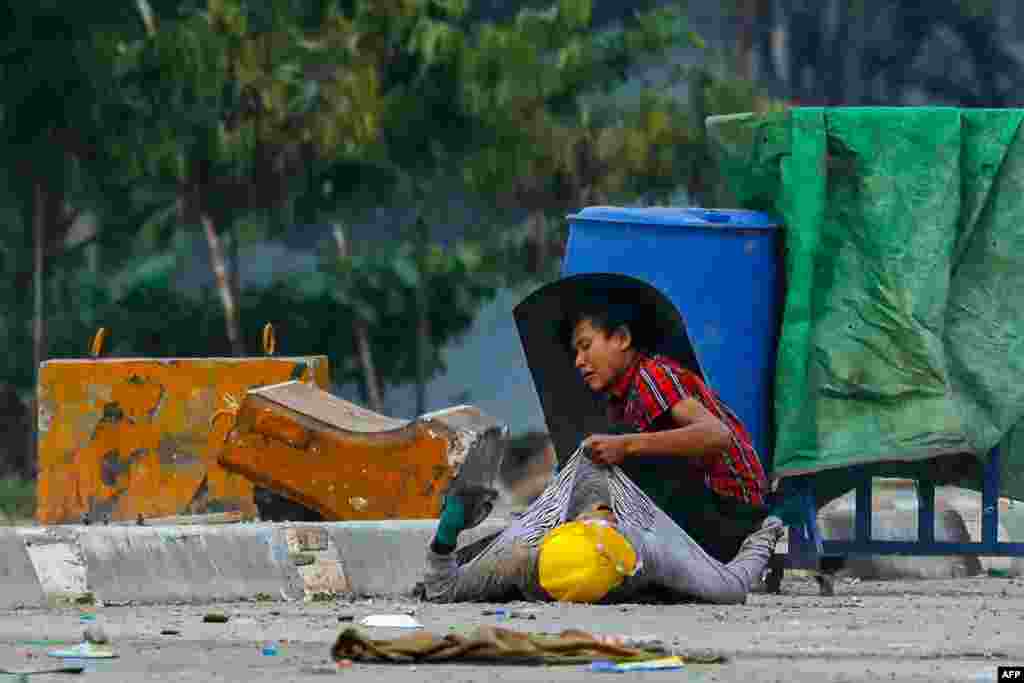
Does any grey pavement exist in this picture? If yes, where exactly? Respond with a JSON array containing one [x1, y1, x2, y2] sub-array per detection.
[[0, 575, 1019, 682]]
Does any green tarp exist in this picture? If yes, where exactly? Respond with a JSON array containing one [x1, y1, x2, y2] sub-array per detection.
[[707, 107, 1024, 505]]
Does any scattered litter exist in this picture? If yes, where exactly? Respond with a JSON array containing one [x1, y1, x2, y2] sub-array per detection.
[[261, 643, 278, 656], [482, 609, 537, 621], [301, 665, 341, 675], [203, 613, 230, 623], [82, 625, 108, 645], [47, 642, 118, 660], [77, 613, 96, 624], [358, 614, 423, 629], [292, 553, 315, 567], [590, 656, 687, 673], [616, 635, 669, 654], [160, 630, 180, 636]]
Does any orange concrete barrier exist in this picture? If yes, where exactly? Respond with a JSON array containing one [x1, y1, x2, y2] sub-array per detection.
[[217, 381, 506, 521], [37, 356, 330, 524]]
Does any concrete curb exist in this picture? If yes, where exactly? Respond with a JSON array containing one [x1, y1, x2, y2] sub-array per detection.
[[79, 525, 306, 604], [326, 520, 506, 597], [11, 518, 508, 606], [0, 528, 45, 608]]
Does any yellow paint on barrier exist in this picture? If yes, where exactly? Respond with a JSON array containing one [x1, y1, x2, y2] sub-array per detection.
[[36, 356, 330, 524]]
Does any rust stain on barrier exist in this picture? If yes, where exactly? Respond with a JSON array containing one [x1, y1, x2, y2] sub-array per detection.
[[36, 356, 330, 524]]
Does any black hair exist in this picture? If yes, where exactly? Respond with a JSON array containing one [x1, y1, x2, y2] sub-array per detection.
[[561, 293, 649, 353]]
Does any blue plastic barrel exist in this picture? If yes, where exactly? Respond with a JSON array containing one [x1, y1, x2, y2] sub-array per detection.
[[562, 207, 782, 466]]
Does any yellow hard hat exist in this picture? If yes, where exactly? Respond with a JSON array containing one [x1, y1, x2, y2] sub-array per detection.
[[537, 520, 638, 603]]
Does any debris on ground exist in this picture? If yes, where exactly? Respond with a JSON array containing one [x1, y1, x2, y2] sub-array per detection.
[[292, 553, 315, 567], [590, 656, 687, 672], [82, 625, 108, 645], [358, 614, 423, 629], [482, 608, 537, 620], [47, 642, 118, 660], [301, 665, 344, 675]]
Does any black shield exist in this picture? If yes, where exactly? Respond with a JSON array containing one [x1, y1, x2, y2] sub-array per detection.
[[513, 273, 704, 464]]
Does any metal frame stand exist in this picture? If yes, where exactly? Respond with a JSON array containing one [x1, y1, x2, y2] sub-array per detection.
[[766, 447, 1023, 595]]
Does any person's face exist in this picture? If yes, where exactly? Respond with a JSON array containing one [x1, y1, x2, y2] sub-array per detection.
[[571, 318, 633, 392]]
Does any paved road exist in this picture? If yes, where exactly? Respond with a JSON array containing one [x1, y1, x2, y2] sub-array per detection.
[[0, 575, 1018, 682]]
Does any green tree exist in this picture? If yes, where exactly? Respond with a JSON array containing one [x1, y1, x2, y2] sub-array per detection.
[[0, 2, 147, 381], [105, 0, 387, 355]]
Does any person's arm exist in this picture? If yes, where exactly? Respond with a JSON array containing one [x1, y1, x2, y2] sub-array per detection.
[[623, 398, 732, 457], [586, 398, 731, 465]]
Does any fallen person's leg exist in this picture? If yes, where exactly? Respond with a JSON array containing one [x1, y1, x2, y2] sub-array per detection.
[[421, 449, 782, 604]]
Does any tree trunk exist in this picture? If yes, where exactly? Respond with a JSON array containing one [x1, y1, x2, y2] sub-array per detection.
[[736, 0, 757, 81], [415, 292, 430, 417], [353, 319, 384, 413], [526, 212, 549, 274], [178, 172, 245, 357], [755, 0, 782, 92], [688, 69, 712, 206], [332, 225, 384, 414], [414, 216, 430, 417], [201, 214, 245, 356], [823, 0, 850, 105], [32, 181, 46, 386], [229, 221, 241, 322]]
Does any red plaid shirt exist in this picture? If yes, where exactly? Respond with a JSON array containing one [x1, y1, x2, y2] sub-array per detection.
[[606, 353, 768, 506]]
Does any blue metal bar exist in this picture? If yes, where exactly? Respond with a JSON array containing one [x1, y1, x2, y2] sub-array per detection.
[[782, 447, 1024, 572], [983, 447, 1001, 547], [917, 478, 935, 544], [787, 476, 824, 569], [854, 467, 872, 544], [820, 540, 1024, 557]]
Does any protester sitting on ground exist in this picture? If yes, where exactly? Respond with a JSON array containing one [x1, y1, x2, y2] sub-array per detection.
[[421, 449, 783, 604]]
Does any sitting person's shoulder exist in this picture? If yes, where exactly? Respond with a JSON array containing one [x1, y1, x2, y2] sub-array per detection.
[[645, 354, 701, 385]]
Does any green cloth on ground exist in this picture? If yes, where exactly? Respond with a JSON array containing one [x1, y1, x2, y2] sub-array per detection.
[[707, 107, 1024, 506], [331, 626, 725, 665]]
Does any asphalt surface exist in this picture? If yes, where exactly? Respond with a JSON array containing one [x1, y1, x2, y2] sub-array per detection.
[[0, 574, 1018, 682]]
